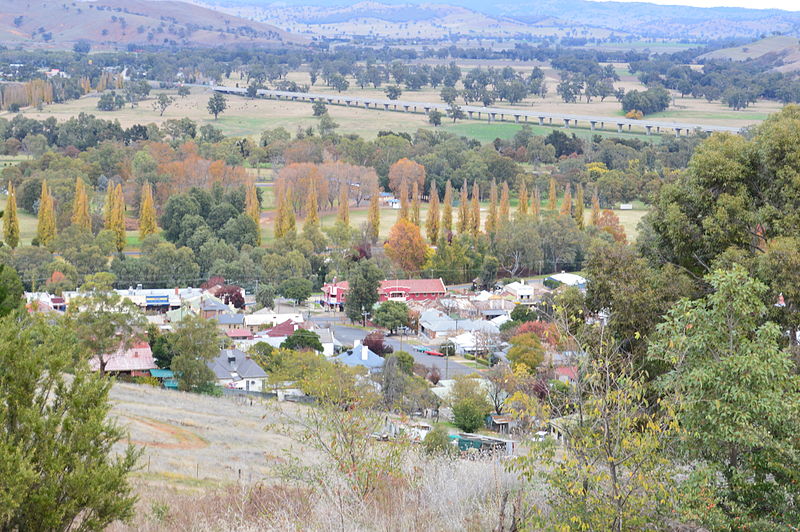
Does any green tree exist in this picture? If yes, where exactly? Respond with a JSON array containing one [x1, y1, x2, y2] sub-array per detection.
[[170, 315, 220, 393], [153, 93, 174, 116], [312, 101, 327, 116], [428, 109, 443, 127], [507, 332, 545, 373], [256, 283, 276, 310], [422, 425, 454, 456], [0, 313, 139, 530], [494, 219, 543, 276], [278, 277, 313, 305], [344, 260, 383, 324], [207, 93, 227, 120], [649, 266, 800, 528], [281, 329, 323, 352], [0, 264, 23, 317], [372, 300, 410, 334], [36, 180, 56, 248], [450, 375, 491, 432], [3, 181, 20, 249]]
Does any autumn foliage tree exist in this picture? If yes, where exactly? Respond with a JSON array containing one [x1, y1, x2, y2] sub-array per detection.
[[36, 180, 56, 248], [499, 182, 510, 228], [71, 178, 91, 231], [426, 186, 440, 243], [597, 209, 627, 243], [367, 193, 380, 242], [388, 158, 425, 195], [485, 179, 498, 234], [3, 181, 19, 249], [384, 218, 428, 274], [138, 183, 157, 240], [109, 184, 126, 252], [441, 180, 453, 236]]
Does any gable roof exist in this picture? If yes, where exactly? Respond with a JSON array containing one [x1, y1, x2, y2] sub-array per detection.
[[226, 328, 254, 339], [324, 279, 447, 295], [89, 342, 156, 373], [207, 348, 267, 381], [266, 319, 299, 337], [332, 343, 384, 371], [216, 313, 245, 325]]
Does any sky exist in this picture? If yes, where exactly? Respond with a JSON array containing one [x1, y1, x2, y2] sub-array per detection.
[[596, 0, 798, 9]]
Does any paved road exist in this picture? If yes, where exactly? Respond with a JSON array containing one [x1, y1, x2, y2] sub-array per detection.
[[311, 316, 475, 378], [212, 85, 743, 136]]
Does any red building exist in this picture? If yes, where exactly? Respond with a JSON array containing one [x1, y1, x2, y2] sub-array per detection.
[[321, 278, 447, 309]]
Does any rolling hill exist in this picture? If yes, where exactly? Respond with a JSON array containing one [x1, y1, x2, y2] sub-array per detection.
[[0, 0, 306, 49], [699, 35, 800, 72]]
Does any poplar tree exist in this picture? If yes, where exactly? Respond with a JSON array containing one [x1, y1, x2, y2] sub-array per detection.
[[499, 182, 510, 227], [457, 179, 468, 233], [138, 183, 157, 240], [441, 180, 453, 235], [470, 182, 480, 236], [532, 188, 541, 219], [485, 179, 498, 234], [411, 180, 420, 226], [574, 183, 585, 229], [398, 179, 409, 222], [338, 183, 350, 226], [517, 181, 528, 219], [36, 180, 56, 247], [547, 178, 558, 211], [3, 182, 19, 249], [275, 186, 296, 239], [304, 186, 320, 232], [426, 185, 440, 243], [110, 183, 126, 252], [560, 184, 572, 217], [367, 193, 380, 242], [71, 177, 91, 231], [102, 183, 114, 228], [591, 188, 601, 226], [245, 181, 260, 225]]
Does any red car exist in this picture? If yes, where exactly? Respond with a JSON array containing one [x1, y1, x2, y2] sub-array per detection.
[[424, 350, 445, 357]]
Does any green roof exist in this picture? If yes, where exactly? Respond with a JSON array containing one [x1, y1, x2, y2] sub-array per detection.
[[150, 369, 174, 378]]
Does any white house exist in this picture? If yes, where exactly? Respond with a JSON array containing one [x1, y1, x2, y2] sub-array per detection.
[[503, 282, 535, 304], [207, 348, 268, 392]]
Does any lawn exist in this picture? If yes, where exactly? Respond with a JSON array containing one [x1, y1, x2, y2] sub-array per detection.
[[440, 121, 659, 143]]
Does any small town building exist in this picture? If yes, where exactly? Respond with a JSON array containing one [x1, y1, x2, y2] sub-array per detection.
[[88, 342, 157, 376], [331, 340, 385, 372], [321, 279, 447, 309], [207, 348, 268, 392]]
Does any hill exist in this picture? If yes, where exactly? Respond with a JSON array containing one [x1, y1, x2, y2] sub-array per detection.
[[0, 0, 306, 50], [699, 35, 800, 72], [207, 0, 800, 41]]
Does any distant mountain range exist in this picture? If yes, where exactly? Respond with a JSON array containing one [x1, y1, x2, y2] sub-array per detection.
[[0, 0, 304, 49], [206, 0, 800, 40]]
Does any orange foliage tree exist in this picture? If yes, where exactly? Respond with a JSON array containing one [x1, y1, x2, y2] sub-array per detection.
[[384, 218, 428, 274], [388, 158, 425, 195], [597, 209, 627, 243]]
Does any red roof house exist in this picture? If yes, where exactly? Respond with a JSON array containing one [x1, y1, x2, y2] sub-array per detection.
[[321, 278, 446, 309], [88, 342, 157, 376], [226, 328, 254, 340], [265, 319, 301, 337]]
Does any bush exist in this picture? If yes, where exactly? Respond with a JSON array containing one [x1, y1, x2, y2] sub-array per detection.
[[134, 376, 161, 387], [422, 426, 454, 456], [452, 397, 490, 433]]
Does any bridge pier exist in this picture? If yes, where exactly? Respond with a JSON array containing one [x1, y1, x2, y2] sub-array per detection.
[[424, 107, 430, 114], [403, 105, 409, 112], [646, 125, 652, 136], [490, 113, 496, 122], [468, 111, 473, 119], [628, 124, 631, 131], [538, 117, 544, 126], [384, 104, 389, 110], [617, 123, 623, 133], [675, 128, 682, 137], [514, 115, 520, 123], [590, 121, 596, 131], [563, 119, 570, 128], [549, 118, 553, 125], [345, 100, 351, 106], [601, 122, 604, 129]]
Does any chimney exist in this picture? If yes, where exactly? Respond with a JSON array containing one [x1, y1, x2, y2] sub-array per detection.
[[361, 344, 368, 361]]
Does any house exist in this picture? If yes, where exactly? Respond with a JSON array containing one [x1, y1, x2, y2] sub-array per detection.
[[486, 413, 518, 435], [502, 282, 535, 305], [226, 328, 254, 341], [545, 273, 588, 290], [553, 366, 578, 384], [321, 278, 447, 310], [200, 298, 229, 319], [24, 292, 66, 312], [472, 298, 515, 320], [63, 287, 205, 312], [215, 313, 245, 331], [265, 319, 302, 337], [244, 310, 304, 334], [332, 340, 385, 372], [88, 342, 157, 376], [419, 309, 460, 339], [207, 348, 268, 392]]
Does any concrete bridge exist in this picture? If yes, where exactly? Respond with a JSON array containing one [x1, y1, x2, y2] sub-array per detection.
[[211, 85, 743, 137]]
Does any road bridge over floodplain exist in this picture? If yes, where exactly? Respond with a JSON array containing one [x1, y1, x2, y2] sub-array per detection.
[[212, 85, 743, 138]]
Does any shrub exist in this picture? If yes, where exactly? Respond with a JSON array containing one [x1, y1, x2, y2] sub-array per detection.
[[452, 397, 490, 433], [422, 426, 454, 456]]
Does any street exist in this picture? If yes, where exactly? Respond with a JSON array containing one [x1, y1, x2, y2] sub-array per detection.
[[310, 315, 476, 378]]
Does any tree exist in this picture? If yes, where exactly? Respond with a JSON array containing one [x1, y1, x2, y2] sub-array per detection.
[[0, 265, 23, 317], [274, 186, 296, 240], [591, 189, 600, 226], [177, 86, 190, 98], [422, 425, 454, 456], [153, 93, 174, 116], [457, 180, 469, 233], [0, 312, 139, 531], [67, 282, 146, 375], [281, 329, 323, 352], [138, 183, 157, 240], [499, 182, 510, 228], [485, 180, 498, 234], [207, 93, 227, 120], [574, 183, 585, 229], [36, 180, 56, 248], [426, 186, 440, 243], [447, 103, 465, 123], [596, 210, 626, 243], [388, 158, 425, 195], [3, 182, 20, 249], [485, 363, 513, 414], [71, 178, 91, 232], [385, 85, 402, 100], [344, 261, 383, 324], [245, 181, 260, 226], [547, 178, 557, 211], [507, 332, 544, 373], [337, 184, 349, 227], [469, 182, 480, 236], [367, 193, 380, 242], [397, 179, 409, 222], [372, 300, 410, 334], [108, 183, 126, 252], [312, 101, 327, 117], [517, 182, 528, 220], [384, 218, 428, 274], [450, 375, 492, 432], [256, 283, 276, 309], [428, 109, 443, 127], [441, 180, 453, 235], [170, 315, 220, 393], [649, 267, 800, 528], [410, 181, 421, 227], [278, 277, 313, 305], [494, 219, 543, 276], [559, 184, 572, 217]]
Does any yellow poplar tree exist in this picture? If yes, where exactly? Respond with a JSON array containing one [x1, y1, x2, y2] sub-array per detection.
[[103, 184, 114, 228], [547, 178, 558, 211], [398, 180, 409, 222], [110, 183, 126, 252], [469, 182, 480, 236], [304, 186, 320, 232], [499, 182, 510, 227], [457, 179, 469, 233], [560, 184, 572, 217], [411, 180, 420, 226], [426, 185, 440, 243], [517, 181, 528, 219], [441, 180, 453, 235], [532, 188, 541, 219], [36, 180, 56, 247], [338, 184, 350, 226], [367, 193, 380, 241], [574, 183, 585, 229], [485, 179, 498, 234], [591, 188, 601, 226], [71, 177, 91, 231], [3, 181, 20, 249], [245, 181, 260, 225], [139, 183, 158, 240]]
